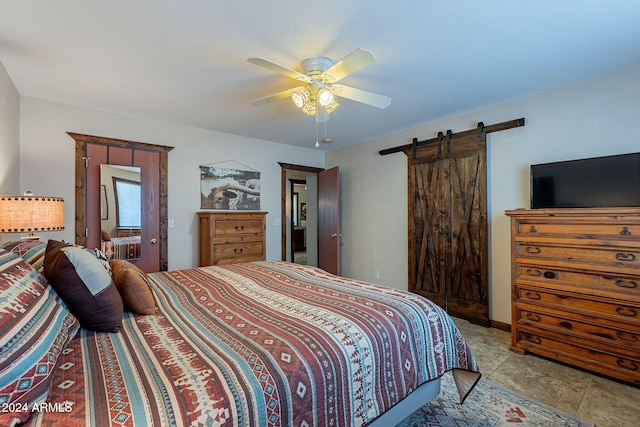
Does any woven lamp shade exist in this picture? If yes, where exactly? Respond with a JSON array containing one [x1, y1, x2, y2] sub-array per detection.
[[0, 195, 65, 234]]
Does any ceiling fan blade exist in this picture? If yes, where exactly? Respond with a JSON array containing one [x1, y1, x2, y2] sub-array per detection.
[[247, 57, 311, 83], [330, 84, 391, 109], [321, 48, 376, 83], [249, 87, 302, 106]]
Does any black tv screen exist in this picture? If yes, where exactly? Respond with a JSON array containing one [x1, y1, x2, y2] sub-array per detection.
[[530, 152, 640, 208]]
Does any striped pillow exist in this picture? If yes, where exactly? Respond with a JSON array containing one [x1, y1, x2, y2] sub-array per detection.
[[0, 240, 48, 273], [0, 249, 79, 426]]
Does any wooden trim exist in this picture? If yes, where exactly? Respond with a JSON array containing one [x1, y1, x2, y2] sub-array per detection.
[[70, 133, 174, 271], [379, 118, 525, 156], [68, 132, 174, 153], [489, 320, 511, 332]]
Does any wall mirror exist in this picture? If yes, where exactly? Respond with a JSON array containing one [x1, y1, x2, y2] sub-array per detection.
[[100, 164, 142, 260]]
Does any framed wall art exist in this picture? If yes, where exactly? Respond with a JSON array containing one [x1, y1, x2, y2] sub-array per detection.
[[200, 163, 261, 210]]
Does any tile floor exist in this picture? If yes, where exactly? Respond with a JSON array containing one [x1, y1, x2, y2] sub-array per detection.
[[453, 317, 640, 427]]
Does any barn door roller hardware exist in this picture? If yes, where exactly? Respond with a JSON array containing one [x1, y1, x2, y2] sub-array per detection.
[[379, 117, 525, 156]]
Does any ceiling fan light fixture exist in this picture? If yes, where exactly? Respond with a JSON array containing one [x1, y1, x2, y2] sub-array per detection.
[[324, 99, 339, 114], [291, 92, 304, 109], [317, 88, 334, 107], [292, 87, 317, 116], [292, 87, 309, 108]]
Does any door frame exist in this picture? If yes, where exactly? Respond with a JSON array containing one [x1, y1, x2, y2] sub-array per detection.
[[70, 133, 173, 271], [278, 162, 323, 262]]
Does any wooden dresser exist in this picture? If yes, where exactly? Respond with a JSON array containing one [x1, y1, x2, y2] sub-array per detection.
[[505, 208, 640, 385], [197, 211, 267, 266]]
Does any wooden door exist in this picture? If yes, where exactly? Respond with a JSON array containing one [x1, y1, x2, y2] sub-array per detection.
[[408, 133, 489, 325], [318, 167, 340, 275], [72, 133, 173, 272], [133, 149, 161, 272]]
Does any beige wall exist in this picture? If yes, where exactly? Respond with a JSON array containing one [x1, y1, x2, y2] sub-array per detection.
[[0, 60, 20, 203], [15, 97, 323, 269], [326, 65, 640, 324]]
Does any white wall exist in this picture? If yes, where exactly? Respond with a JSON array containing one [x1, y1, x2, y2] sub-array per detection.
[[0, 60, 20, 203], [18, 97, 323, 269], [326, 65, 640, 324]]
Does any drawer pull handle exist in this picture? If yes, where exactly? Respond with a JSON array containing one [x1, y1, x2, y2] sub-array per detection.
[[616, 359, 638, 371], [529, 226, 537, 233], [233, 248, 244, 254], [235, 225, 245, 231], [524, 291, 541, 300], [615, 331, 639, 343], [620, 226, 632, 236], [526, 269, 542, 277], [524, 334, 542, 344], [525, 313, 541, 322], [616, 279, 638, 289], [526, 246, 541, 254], [616, 252, 636, 262], [616, 307, 637, 317], [543, 271, 556, 279]]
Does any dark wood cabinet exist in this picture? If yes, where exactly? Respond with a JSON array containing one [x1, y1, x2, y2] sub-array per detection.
[[506, 208, 640, 385]]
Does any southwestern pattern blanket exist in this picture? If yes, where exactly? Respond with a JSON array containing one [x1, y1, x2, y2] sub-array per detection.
[[27, 261, 480, 426]]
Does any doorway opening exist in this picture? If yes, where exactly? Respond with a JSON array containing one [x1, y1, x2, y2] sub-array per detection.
[[279, 163, 323, 266]]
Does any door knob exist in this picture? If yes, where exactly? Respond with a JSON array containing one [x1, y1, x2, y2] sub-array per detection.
[[150, 238, 157, 244], [331, 233, 342, 238]]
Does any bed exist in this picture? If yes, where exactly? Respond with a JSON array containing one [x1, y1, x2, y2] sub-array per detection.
[[0, 239, 480, 427], [101, 235, 142, 260]]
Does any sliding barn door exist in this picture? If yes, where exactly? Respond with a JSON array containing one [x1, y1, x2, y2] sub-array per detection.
[[408, 131, 489, 325]]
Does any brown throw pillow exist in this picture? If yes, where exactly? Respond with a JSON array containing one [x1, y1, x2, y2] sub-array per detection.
[[43, 240, 123, 332], [110, 259, 156, 315]]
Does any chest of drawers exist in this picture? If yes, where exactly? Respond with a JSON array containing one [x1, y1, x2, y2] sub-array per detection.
[[505, 208, 640, 385], [197, 211, 267, 266]]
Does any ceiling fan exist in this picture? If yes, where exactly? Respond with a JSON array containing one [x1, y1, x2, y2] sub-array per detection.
[[247, 48, 391, 122]]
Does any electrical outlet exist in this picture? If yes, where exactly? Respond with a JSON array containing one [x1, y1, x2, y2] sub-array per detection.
[[375, 271, 380, 279], [168, 219, 175, 229]]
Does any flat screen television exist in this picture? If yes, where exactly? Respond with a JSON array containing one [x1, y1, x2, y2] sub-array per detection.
[[530, 152, 640, 208]]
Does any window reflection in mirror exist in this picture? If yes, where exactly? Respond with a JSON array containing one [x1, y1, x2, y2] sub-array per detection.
[[100, 165, 142, 260]]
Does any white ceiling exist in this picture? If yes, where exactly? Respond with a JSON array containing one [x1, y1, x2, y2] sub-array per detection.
[[1, 1, 640, 151]]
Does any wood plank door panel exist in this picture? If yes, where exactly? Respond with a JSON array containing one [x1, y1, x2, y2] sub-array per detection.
[[447, 153, 488, 324], [408, 133, 489, 325]]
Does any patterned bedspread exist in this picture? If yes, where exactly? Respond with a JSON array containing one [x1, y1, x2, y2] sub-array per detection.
[[101, 236, 141, 260], [28, 261, 480, 426]]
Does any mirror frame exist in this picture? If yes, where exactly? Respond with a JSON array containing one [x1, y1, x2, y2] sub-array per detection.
[[70, 132, 173, 270]]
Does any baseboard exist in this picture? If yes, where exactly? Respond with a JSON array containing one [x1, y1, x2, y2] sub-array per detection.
[[489, 319, 510, 332]]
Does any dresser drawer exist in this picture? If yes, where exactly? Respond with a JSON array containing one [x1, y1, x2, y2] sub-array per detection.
[[213, 241, 264, 261], [515, 286, 640, 325], [516, 243, 640, 272], [516, 330, 640, 382], [516, 264, 640, 296], [213, 218, 264, 237], [516, 308, 640, 349], [515, 220, 640, 240]]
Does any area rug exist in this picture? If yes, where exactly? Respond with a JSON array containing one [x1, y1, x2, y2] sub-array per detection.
[[396, 372, 595, 427]]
